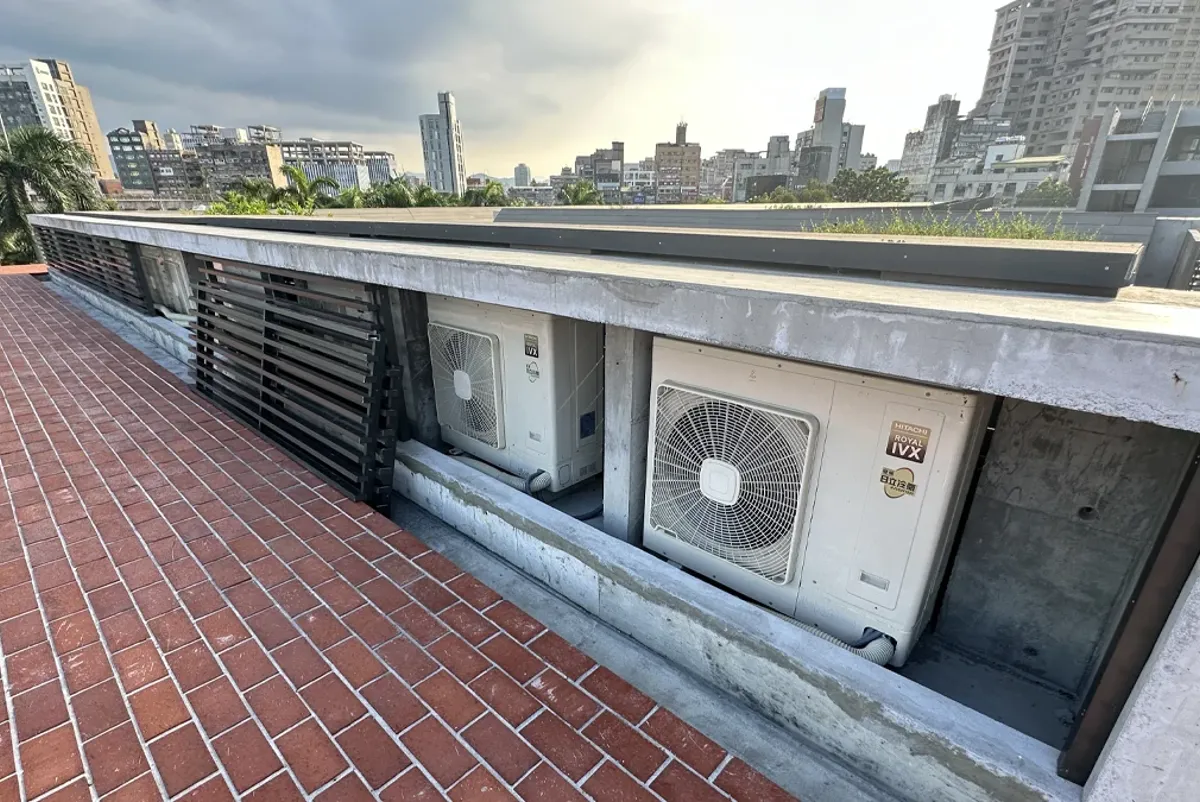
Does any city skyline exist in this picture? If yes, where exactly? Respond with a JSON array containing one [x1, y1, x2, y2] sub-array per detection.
[[0, 0, 1000, 178]]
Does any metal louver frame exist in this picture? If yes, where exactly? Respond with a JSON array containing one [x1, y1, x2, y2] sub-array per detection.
[[34, 226, 155, 313], [193, 259, 402, 510]]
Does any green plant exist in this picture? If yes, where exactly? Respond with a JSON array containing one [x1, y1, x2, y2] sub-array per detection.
[[829, 167, 910, 202], [0, 126, 104, 263], [1015, 178, 1077, 208], [558, 180, 603, 205], [278, 164, 338, 209], [364, 178, 415, 208], [803, 210, 1094, 240], [460, 179, 510, 207], [413, 184, 451, 207], [204, 191, 311, 216]]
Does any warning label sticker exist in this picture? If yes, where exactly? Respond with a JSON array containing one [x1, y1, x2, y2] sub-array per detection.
[[886, 421, 931, 464]]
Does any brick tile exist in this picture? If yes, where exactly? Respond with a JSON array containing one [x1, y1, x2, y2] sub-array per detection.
[[521, 712, 601, 781], [528, 669, 600, 728], [343, 605, 398, 646], [440, 603, 499, 646], [582, 761, 657, 802], [130, 678, 190, 740], [118, 556, 161, 590], [528, 633, 593, 681], [640, 709, 727, 777], [132, 581, 179, 620], [376, 555, 420, 586], [325, 637, 386, 688], [415, 671, 485, 731], [148, 608, 200, 651], [72, 678, 130, 740], [449, 766, 519, 801], [345, 534, 390, 562], [197, 607, 250, 652], [390, 602, 448, 646], [413, 551, 462, 584], [44, 777, 97, 801], [313, 577, 365, 615], [361, 674, 427, 734], [166, 641, 222, 691], [485, 602, 545, 644], [515, 762, 587, 802], [714, 758, 795, 802], [651, 761, 728, 802], [315, 774, 374, 802], [446, 574, 503, 611], [300, 674, 367, 734], [75, 558, 119, 592], [470, 669, 542, 727], [83, 722, 150, 795], [228, 539, 270, 568], [208, 555, 251, 590], [275, 719, 348, 793], [406, 577, 457, 613], [246, 554, 291, 588], [463, 713, 539, 784], [20, 724, 84, 799], [150, 724, 218, 797], [61, 641, 112, 693], [583, 712, 666, 781], [179, 581, 225, 618], [32, 559, 75, 591], [114, 640, 169, 692], [378, 769, 442, 801], [271, 579, 320, 616], [0, 609, 47, 652], [480, 634, 544, 684], [13, 681, 69, 741], [98, 609, 149, 652], [330, 553, 375, 586], [43, 583, 87, 621], [227, 582, 273, 618], [246, 606, 299, 649], [582, 668, 655, 725], [8, 642, 59, 694], [400, 717, 478, 788], [359, 577, 409, 614], [214, 720, 283, 792], [162, 556, 208, 591], [220, 639, 276, 690], [88, 583, 133, 620], [246, 676, 309, 736], [101, 774, 162, 802], [272, 638, 330, 688], [189, 677, 251, 738], [291, 555, 334, 586], [337, 717, 410, 789], [0, 558, 31, 591], [296, 606, 351, 649], [243, 773, 305, 801], [178, 776, 237, 802]]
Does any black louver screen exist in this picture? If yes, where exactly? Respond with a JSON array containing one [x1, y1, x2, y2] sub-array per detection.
[[35, 226, 154, 313]]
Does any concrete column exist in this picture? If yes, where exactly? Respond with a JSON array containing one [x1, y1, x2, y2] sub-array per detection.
[[602, 326, 653, 544], [1134, 103, 1183, 213], [386, 287, 440, 447], [1085, 555, 1200, 801]]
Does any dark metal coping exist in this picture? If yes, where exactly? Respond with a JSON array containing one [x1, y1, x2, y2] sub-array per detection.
[[76, 213, 1143, 296]]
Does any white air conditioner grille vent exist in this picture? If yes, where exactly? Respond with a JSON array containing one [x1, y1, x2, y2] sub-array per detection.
[[428, 322, 504, 448], [649, 384, 814, 583]]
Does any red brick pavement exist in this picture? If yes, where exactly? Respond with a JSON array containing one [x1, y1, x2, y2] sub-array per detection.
[[0, 277, 798, 801]]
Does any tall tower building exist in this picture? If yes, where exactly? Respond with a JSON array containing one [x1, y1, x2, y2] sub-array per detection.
[[0, 59, 114, 180], [133, 119, 165, 150], [419, 91, 465, 194], [974, 0, 1200, 159], [514, 163, 532, 187]]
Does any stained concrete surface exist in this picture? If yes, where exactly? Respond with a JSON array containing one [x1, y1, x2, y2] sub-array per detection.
[[938, 400, 1198, 697]]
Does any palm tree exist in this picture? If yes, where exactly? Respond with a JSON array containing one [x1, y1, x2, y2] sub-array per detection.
[[333, 186, 366, 209], [461, 180, 510, 207], [412, 184, 449, 207], [0, 126, 103, 264], [278, 164, 339, 209], [229, 176, 282, 203], [558, 180, 603, 206], [364, 178, 415, 208]]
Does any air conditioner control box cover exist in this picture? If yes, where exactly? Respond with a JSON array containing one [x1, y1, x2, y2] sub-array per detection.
[[427, 295, 604, 493], [643, 337, 991, 665]]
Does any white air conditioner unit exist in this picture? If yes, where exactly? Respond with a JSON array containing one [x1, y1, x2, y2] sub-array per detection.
[[426, 295, 603, 493], [643, 338, 991, 665]]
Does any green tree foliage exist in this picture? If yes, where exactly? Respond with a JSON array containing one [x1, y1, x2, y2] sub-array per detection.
[[204, 191, 310, 216], [558, 180, 603, 205], [829, 167, 911, 202], [278, 164, 339, 209], [413, 184, 450, 207], [460, 180, 510, 207], [1014, 178, 1077, 208], [748, 180, 834, 205], [0, 126, 103, 264], [362, 178, 415, 208], [698, 196, 727, 204]]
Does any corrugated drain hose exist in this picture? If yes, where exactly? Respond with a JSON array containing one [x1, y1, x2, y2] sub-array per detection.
[[449, 452, 552, 493]]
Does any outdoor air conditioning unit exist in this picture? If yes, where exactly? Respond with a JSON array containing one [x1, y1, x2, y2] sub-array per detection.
[[643, 338, 991, 665], [426, 295, 603, 493]]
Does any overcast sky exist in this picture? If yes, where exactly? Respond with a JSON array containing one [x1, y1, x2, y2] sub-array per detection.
[[1, 0, 1000, 179]]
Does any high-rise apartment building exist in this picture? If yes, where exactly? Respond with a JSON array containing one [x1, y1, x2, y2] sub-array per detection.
[[794, 88, 865, 183], [974, 0, 1200, 159], [899, 95, 962, 195], [182, 124, 248, 150], [164, 128, 184, 151], [585, 143, 624, 202], [195, 141, 286, 193], [133, 120, 165, 150], [247, 125, 282, 144], [106, 128, 155, 191], [147, 150, 207, 198], [0, 59, 114, 180], [365, 151, 397, 186], [655, 123, 701, 203], [280, 138, 370, 192], [514, 163, 532, 187], [419, 91, 465, 194]]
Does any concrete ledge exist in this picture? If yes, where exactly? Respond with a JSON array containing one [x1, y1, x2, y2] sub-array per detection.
[[50, 271, 193, 368], [394, 439, 1082, 802]]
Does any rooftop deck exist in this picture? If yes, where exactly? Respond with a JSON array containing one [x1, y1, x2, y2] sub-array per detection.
[[0, 276, 795, 801]]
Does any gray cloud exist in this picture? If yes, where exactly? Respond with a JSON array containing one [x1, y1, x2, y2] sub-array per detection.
[[0, 0, 666, 168]]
